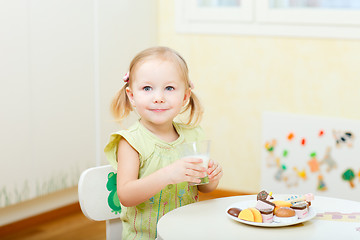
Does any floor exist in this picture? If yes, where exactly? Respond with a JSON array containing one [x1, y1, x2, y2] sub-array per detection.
[[2, 211, 106, 240], [1, 191, 239, 240]]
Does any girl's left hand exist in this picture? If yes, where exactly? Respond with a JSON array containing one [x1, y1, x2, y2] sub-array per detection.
[[207, 159, 223, 182]]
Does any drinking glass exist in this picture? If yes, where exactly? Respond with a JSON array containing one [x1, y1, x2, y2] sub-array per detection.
[[177, 140, 211, 185]]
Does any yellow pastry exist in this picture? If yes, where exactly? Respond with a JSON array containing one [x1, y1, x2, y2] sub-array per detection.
[[249, 208, 263, 223], [272, 200, 292, 212], [238, 208, 255, 222]]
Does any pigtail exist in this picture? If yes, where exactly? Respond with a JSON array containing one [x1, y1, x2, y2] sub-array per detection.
[[182, 91, 204, 127], [110, 83, 133, 122]]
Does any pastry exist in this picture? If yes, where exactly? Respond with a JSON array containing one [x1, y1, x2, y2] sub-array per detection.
[[273, 207, 298, 223], [275, 207, 296, 217], [286, 193, 314, 205], [290, 202, 309, 219], [257, 190, 273, 201], [255, 199, 275, 211], [272, 200, 292, 212], [238, 208, 262, 223], [259, 208, 273, 223], [238, 208, 254, 222], [249, 208, 262, 223], [227, 208, 241, 218]]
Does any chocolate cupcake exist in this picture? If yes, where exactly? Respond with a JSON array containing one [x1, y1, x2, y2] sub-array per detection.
[[291, 202, 309, 219], [259, 208, 274, 223]]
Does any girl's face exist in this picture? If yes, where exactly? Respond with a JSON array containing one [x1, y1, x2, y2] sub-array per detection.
[[126, 58, 191, 129]]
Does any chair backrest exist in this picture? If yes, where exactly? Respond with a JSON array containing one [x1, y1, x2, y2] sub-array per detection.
[[78, 165, 121, 221]]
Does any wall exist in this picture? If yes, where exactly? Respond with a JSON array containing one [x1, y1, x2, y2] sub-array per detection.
[[0, 0, 96, 224], [97, 0, 158, 166], [157, 0, 360, 193], [0, 0, 157, 226]]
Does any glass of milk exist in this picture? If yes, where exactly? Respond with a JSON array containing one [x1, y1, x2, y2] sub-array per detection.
[[177, 140, 211, 185]]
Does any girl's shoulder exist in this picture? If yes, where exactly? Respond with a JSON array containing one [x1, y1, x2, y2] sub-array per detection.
[[174, 122, 206, 142], [104, 122, 141, 149], [104, 121, 150, 170]]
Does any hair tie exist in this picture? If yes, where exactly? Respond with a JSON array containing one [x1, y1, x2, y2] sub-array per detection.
[[189, 81, 194, 89], [123, 72, 129, 83]]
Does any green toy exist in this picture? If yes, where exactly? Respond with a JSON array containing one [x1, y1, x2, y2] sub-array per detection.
[[106, 172, 121, 214]]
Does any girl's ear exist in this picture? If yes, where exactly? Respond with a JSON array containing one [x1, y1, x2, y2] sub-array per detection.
[[126, 87, 135, 106], [183, 88, 191, 106]]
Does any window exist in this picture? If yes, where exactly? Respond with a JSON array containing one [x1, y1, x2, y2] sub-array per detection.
[[176, 0, 252, 23], [175, 0, 360, 39], [258, 0, 360, 25]]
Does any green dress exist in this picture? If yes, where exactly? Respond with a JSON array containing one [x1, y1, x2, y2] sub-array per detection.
[[104, 120, 205, 240]]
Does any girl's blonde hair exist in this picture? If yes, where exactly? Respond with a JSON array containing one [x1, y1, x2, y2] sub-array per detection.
[[111, 46, 203, 126]]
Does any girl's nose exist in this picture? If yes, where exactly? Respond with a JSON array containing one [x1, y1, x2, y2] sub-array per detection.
[[153, 98, 165, 103], [153, 92, 165, 103]]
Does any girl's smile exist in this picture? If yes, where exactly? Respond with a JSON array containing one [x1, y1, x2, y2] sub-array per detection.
[[150, 109, 168, 112]]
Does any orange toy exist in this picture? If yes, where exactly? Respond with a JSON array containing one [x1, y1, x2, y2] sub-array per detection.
[[238, 208, 254, 222], [238, 208, 263, 223], [250, 208, 263, 223], [272, 200, 292, 212]]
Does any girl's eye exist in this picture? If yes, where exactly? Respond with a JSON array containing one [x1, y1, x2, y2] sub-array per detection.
[[165, 86, 174, 91], [143, 86, 152, 91]]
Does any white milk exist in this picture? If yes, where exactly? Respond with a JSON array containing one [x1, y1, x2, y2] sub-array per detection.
[[185, 154, 210, 169], [183, 154, 210, 185]]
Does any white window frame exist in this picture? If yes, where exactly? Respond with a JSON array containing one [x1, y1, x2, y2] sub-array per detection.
[[175, 0, 360, 39], [256, 1, 360, 25], [183, 0, 253, 22]]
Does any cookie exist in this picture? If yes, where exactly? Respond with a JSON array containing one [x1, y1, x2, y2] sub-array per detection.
[[227, 208, 241, 218], [257, 190, 269, 201]]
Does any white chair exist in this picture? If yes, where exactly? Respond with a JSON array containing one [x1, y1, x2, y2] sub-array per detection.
[[78, 165, 122, 240]]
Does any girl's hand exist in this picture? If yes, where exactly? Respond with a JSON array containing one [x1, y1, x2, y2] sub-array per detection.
[[207, 159, 223, 183], [164, 158, 207, 185]]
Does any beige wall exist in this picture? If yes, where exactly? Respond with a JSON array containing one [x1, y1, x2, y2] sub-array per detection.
[[0, 0, 157, 226], [158, 0, 360, 193]]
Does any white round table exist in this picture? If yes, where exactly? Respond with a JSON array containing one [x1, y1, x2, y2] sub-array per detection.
[[157, 195, 360, 240]]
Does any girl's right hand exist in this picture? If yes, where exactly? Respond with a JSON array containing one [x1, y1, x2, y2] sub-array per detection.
[[164, 158, 207, 185]]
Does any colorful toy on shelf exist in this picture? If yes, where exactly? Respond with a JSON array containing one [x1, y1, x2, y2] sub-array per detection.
[[342, 169, 355, 188], [317, 174, 328, 191], [333, 130, 354, 148], [293, 167, 307, 180]]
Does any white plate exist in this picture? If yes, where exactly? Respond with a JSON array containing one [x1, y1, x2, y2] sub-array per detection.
[[226, 200, 316, 227]]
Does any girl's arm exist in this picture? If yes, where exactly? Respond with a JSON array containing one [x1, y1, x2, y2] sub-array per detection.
[[116, 138, 206, 207], [197, 160, 223, 193]]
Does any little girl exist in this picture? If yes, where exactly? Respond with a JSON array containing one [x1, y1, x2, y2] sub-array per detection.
[[104, 46, 223, 240]]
